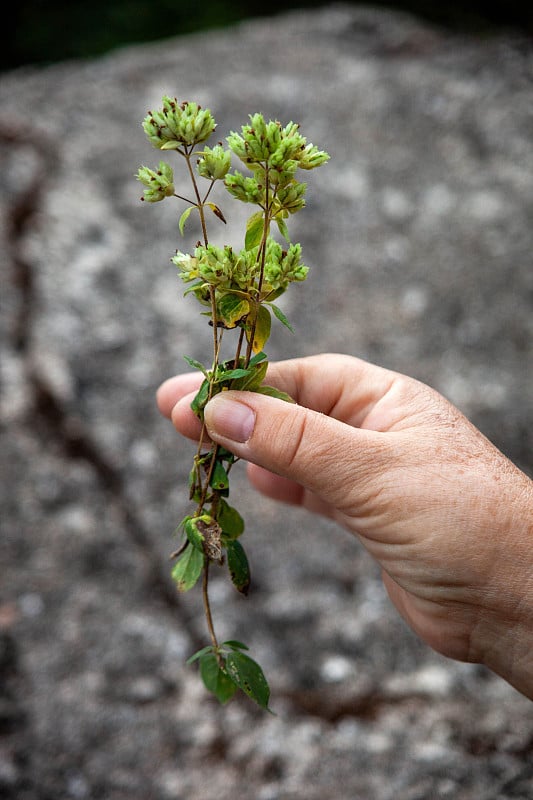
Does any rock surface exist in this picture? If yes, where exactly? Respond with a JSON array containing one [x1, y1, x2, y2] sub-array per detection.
[[1, 5, 532, 798]]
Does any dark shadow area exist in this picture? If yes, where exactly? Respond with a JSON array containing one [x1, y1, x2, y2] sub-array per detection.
[[7, 0, 533, 71]]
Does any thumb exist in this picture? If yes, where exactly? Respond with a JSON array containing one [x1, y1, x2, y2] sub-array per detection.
[[204, 390, 389, 514]]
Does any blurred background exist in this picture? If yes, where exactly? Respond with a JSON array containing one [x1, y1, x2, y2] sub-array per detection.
[[2, 3, 533, 798], [7, 0, 533, 71]]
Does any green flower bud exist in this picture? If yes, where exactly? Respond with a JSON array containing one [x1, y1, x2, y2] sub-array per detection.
[[225, 171, 264, 204], [266, 238, 282, 264], [142, 96, 216, 150], [172, 251, 199, 282], [195, 244, 225, 285], [223, 171, 246, 201], [297, 143, 330, 170], [270, 162, 298, 187], [291, 265, 309, 281], [233, 248, 259, 289], [197, 144, 232, 180], [283, 242, 301, 268], [277, 181, 307, 214], [227, 115, 282, 165], [268, 130, 304, 168], [193, 244, 237, 288], [136, 161, 175, 202], [226, 114, 330, 176], [262, 242, 309, 290], [282, 244, 308, 283], [264, 263, 282, 283]]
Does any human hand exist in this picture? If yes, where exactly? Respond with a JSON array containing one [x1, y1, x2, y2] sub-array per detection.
[[157, 353, 533, 699]]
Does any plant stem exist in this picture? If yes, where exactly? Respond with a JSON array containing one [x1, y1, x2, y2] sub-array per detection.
[[234, 327, 245, 366], [184, 150, 209, 246], [181, 149, 226, 661], [257, 165, 271, 293], [245, 165, 271, 365], [202, 559, 221, 659], [182, 150, 224, 517]]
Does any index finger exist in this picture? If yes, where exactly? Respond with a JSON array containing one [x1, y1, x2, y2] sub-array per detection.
[[156, 372, 204, 418], [157, 353, 401, 431]]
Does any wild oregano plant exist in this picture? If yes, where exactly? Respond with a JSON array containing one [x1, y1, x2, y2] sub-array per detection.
[[137, 96, 329, 709]]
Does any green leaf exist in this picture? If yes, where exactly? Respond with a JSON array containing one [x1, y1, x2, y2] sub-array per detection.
[[225, 652, 271, 710], [190, 378, 210, 419], [216, 447, 236, 465], [248, 351, 267, 367], [216, 293, 250, 328], [262, 286, 286, 302], [276, 216, 290, 243], [176, 514, 192, 533], [179, 205, 193, 235], [188, 466, 201, 502], [171, 545, 203, 592], [230, 361, 268, 392], [269, 303, 294, 333], [183, 354, 209, 377], [226, 540, 251, 595], [186, 645, 214, 665], [216, 368, 251, 382], [223, 640, 249, 652], [184, 516, 205, 552], [218, 499, 245, 539], [184, 280, 210, 305], [245, 211, 264, 251], [199, 653, 237, 704], [256, 385, 295, 403], [209, 460, 229, 491]]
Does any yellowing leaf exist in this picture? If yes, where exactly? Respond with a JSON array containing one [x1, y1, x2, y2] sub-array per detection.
[[206, 202, 227, 224], [246, 304, 271, 353], [217, 293, 250, 328], [245, 211, 264, 251]]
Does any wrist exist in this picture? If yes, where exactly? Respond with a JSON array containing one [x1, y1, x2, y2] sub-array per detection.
[[470, 467, 533, 698]]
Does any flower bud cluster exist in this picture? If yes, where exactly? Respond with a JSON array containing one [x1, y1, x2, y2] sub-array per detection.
[[136, 161, 175, 202], [172, 238, 308, 295], [197, 145, 232, 180], [224, 172, 265, 204], [262, 240, 308, 291], [172, 245, 258, 292], [275, 181, 307, 215], [227, 113, 329, 172], [143, 96, 216, 150]]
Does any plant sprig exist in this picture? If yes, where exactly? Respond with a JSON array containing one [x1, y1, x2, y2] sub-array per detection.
[[137, 95, 329, 709]]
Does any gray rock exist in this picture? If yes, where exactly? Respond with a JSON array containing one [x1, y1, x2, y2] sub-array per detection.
[[1, 5, 532, 798]]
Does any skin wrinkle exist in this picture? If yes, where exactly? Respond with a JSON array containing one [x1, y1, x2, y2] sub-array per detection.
[[267, 354, 394, 426], [159, 354, 533, 699], [260, 397, 310, 474], [228, 391, 391, 518], [358, 375, 413, 432]]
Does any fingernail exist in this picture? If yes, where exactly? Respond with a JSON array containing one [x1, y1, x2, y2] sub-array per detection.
[[204, 395, 255, 443]]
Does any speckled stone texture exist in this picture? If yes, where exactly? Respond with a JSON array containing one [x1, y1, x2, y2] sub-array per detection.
[[1, 5, 532, 798]]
